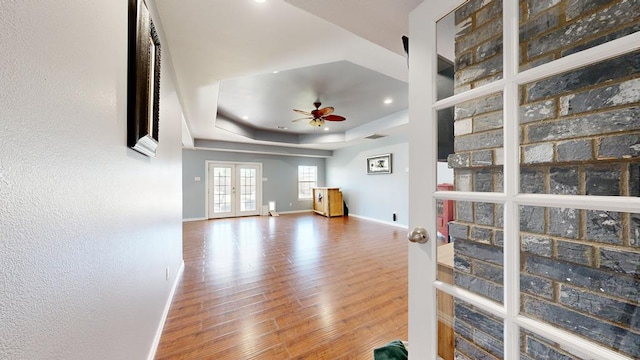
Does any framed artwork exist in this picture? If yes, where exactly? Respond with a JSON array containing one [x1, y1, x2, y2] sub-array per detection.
[[367, 153, 392, 174], [127, 0, 161, 157]]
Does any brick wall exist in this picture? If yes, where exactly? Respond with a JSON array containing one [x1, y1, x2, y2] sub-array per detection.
[[448, 0, 639, 359]]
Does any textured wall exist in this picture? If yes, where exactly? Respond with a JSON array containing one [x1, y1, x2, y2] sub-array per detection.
[[0, 1, 184, 359], [448, 0, 640, 359], [182, 149, 326, 219]]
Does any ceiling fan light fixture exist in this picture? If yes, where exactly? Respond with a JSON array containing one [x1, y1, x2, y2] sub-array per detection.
[[383, 98, 393, 104]]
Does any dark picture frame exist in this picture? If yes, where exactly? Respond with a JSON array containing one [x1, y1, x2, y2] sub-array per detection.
[[127, 0, 161, 157], [366, 153, 392, 174]]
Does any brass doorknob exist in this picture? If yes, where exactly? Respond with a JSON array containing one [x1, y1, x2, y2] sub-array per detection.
[[408, 227, 429, 244]]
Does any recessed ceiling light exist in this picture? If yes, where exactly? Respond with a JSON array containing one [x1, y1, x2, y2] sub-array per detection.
[[272, 70, 279, 74], [277, 126, 288, 130], [242, 116, 249, 120], [384, 98, 393, 104], [324, 127, 330, 131]]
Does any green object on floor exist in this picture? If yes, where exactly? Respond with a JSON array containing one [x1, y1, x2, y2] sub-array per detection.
[[373, 340, 408, 360]]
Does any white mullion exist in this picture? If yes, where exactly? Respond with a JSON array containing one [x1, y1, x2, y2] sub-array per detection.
[[434, 280, 507, 320], [433, 79, 505, 110], [502, 0, 521, 358], [433, 190, 506, 204], [516, 316, 635, 360], [515, 193, 640, 213]]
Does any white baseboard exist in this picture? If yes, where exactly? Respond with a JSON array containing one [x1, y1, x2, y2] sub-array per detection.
[[276, 209, 313, 215], [183, 217, 207, 222], [147, 260, 185, 360], [348, 213, 408, 229]]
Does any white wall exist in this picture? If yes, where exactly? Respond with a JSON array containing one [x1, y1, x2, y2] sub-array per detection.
[[0, 1, 183, 359], [327, 134, 409, 227]]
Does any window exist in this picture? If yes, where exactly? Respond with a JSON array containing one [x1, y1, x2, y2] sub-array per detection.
[[298, 166, 317, 199]]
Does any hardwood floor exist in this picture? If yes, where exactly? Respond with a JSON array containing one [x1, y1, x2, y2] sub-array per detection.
[[155, 213, 408, 359]]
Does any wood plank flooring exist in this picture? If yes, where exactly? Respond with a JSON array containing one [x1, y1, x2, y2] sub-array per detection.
[[155, 213, 408, 359]]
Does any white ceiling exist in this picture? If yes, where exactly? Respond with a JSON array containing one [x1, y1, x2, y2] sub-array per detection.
[[154, 0, 424, 150]]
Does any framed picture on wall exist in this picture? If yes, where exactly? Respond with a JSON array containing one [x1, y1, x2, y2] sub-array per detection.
[[367, 153, 392, 174], [127, 0, 161, 157]]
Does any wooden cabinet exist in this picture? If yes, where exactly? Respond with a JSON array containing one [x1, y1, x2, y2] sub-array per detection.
[[312, 187, 343, 217]]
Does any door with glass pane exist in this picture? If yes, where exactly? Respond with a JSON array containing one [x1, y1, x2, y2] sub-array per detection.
[[207, 162, 261, 219], [409, 0, 639, 359]]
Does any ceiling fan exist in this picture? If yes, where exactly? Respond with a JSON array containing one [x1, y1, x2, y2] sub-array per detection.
[[292, 101, 346, 127]]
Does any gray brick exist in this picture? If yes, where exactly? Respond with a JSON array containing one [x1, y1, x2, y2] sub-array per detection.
[[559, 285, 640, 331], [473, 111, 503, 133], [557, 139, 593, 162], [455, 301, 504, 340], [520, 273, 554, 299], [455, 239, 504, 266], [600, 247, 640, 277], [527, 0, 640, 59], [525, 255, 640, 302], [455, 335, 500, 360], [556, 240, 593, 266], [449, 153, 471, 168], [525, 336, 575, 360], [522, 234, 553, 257], [631, 213, 640, 247], [457, 201, 474, 222], [455, 130, 504, 152], [566, 0, 617, 20], [475, 202, 495, 226], [494, 230, 504, 246], [562, 23, 640, 57], [519, 100, 556, 124], [598, 133, 640, 159], [521, 205, 545, 233], [521, 167, 545, 193], [629, 163, 640, 196], [527, 0, 561, 17], [450, 223, 470, 241], [474, 169, 494, 192], [456, 18, 503, 55], [524, 296, 640, 358], [455, 0, 494, 24], [549, 167, 579, 195], [586, 165, 621, 196], [454, 254, 472, 273], [586, 210, 622, 244], [520, 6, 561, 43], [472, 150, 494, 166], [477, 0, 502, 26], [456, 272, 504, 303], [523, 143, 554, 164], [471, 226, 493, 243], [455, 54, 503, 86], [495, 204, 503, 228], [454, 317, 474, 340], [455, 93, 504, 119], [548, 207, 579, 239], [560, 78, 640, 116], [495, 169, 504, 192], [456, 50, 474, 71], [474, 329, 504, 358], [526, 51, 640, 102], [476, 37, 502, 63], [474, 261, 503, 283], [456, 170, 473, 191], [527, 108, 640, 143]]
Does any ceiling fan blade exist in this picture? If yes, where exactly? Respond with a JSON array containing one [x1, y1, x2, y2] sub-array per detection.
[[293, 109, 312, 116], [292, 116, 312, 122], [323, 114, 346, 121], [317, 107, 334, 116]]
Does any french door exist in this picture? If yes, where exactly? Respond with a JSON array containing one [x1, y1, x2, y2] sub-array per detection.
[[207, 162, 261, 219], [408, 1, 639, 359]]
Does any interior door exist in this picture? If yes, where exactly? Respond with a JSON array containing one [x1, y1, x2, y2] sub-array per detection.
[[409, 1, 639, 359], [207, 162, 261, 219]]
